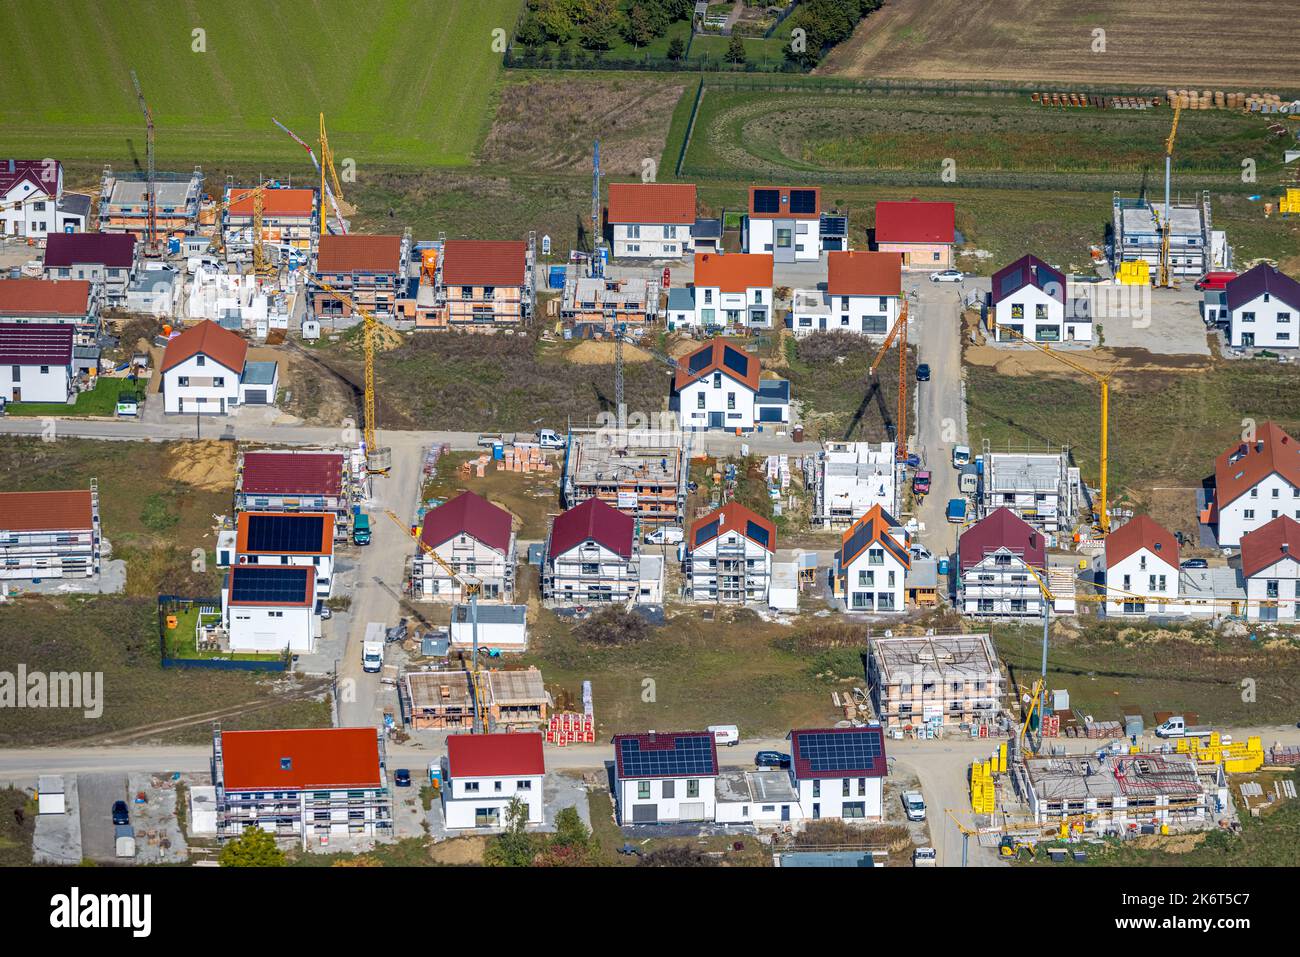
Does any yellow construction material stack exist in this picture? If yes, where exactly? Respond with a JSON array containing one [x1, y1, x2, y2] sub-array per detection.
[[1281, 189, 1300, 216], [997, 742, 1008, 774], [970, 760, 995, 814], [1117, 260, 1151, 285], [1173, 733, 1265, 773]]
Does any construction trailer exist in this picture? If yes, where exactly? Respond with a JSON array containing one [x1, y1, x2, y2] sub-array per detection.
[[562, 430, 688, 528], [867, 633, 1004, 731], [98, 166, 205, 242], [977, 443, 1081, 533], [401, 667, 552, 731], [1012, 751, 1228, 834], [1111, 191, 1229, 280], [808, 440, 899, 528]]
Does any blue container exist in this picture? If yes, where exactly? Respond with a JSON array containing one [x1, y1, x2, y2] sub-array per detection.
[[493, 442, 504, 460], [937, 557, 950, 576], [548, 265, 567, 289], [168, 238, 181, 254]]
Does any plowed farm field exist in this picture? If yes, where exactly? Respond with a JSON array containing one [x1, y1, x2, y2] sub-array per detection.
[[819, 0, 1300, 90]]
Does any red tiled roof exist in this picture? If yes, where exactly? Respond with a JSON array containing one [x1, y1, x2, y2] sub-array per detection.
[[440, 240, 526, 287], [446, 732, 545, 778], [316, 234, 403, 274], [0, 160, 58, 197], [235, 512, 334, 555], [689, 501, 776, 553], [1240, 515, 1300, 579], [0, 323, 73, 366], [421, 490, 513, 554], [226, 186, 315, 217], [958, 508, 1045, 572], [1105, 514, 1179, 569], [240, 452, 345, 497], [827, 250, 902, 297], [788, 726, 887, 781], [549, 498, 634, 561], [607, 183, 697, 225], [0, 279, 92, 317], [673, 338, 761, 392], [693, 252, 772, 293], [874, 199, 956, 244], [839, 503, 911, 569], [0, 490, 93, 533], [161, 319, 248, 374], [1213, 422, 1300, 511], [219, 728, 382, 790], [43, 233, 135, 269], [748, 186, 821, 219]]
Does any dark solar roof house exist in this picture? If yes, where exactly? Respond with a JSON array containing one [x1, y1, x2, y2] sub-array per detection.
[[222, 564, 318, 653], [611, 731, 720, 825], [786, 726, 888, 822]]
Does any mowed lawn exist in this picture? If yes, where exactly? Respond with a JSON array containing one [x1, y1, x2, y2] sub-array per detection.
[[0, 0, 521, 165]]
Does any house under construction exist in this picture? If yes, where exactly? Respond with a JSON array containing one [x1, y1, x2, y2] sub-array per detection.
[[1013, 751, 1228, 834], [561, 274, 659, 337], [99, 166, 205, 241], [401, 667, 552, 731], [1111, 190, 1230, 279], [562, 430, 688, 527], [978, 442, 1080, 533], [867, 633, 1003, 730]]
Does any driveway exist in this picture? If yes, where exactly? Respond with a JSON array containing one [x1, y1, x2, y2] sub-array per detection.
[[76, 772, 127, 863], [1094, 286, 1211, 355]]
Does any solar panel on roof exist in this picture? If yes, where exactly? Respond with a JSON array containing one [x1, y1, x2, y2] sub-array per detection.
[[842, 520, 872, 564], [721, 345, 749, 378], [789, 190, 817, 215], [246, 514, 325, 553], [229, 566, 310, 604], [820, 215, 847, 236], [688, 349, 712, 374], [695, 519, 719, 547], [618, 735, 715, 778], [797, 730, 883, 774], [746, 520, 770, 550], [753, 189, 780, 214]]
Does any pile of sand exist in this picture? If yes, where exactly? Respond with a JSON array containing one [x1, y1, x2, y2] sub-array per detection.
[[166, 441, 236, 492], [566, 340, 651, 365]]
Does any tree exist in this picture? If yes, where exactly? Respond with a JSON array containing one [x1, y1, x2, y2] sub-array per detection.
[[535, 808, 599, 866], [624, 4, 659, 47], [667, 36, 686, 61], [218, 827, 285, 867], [484, 797, 538, 867], [516, 15, 548, 48], [577, 0, 624, 51], [725, 32, 748, 64]]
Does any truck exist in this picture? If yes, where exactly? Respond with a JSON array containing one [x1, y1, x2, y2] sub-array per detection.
[[114, 823, 136, 859], [946, 498, 967, 523], [952, 445, 972, 468], [912, 847, 937, 867], [901, 790, 927, 822], [644, 526, 684, 545], [1154, 715, 1214, 739], [362, 638, 384, 674], [477, 432, 510, 448], [352, 511, 371, 546], [519, 429, 566, 450]]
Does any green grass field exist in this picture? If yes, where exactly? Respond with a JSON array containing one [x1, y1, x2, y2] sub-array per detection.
[[4, 377, 144, 418], [0, 0, 521, 166]]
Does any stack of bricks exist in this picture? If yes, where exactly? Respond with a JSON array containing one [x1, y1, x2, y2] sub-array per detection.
[[498, 446, 554, 475], [460, 454, 493, 479]]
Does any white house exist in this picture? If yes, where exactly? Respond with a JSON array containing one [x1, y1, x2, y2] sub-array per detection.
[[415, 490, 516, 602], [43, 234, 137, 306], [835, 504, 911, 613], [0, 160, 89, 239], [222, 564, 319, 653], [988, 254, 1091, 343], [441, 732, 545, 829], [611, 731, 719, 825], [543, 498, 643, 605], [160, 319, 248, 415], [0, 324, 74, 404], [691, 252, 774, 329], [606, 182, 697, 259], [1240, 515, 1300, 622], [742, 187, 822, 263], [1207, 422, 1300, 547], [790, 251, 902, 337], [788, 726, 887, 822], [1224, 264, 1300, 349], [0, 488, 100, 581], [235, 511, 335, 598], [1103, 515, 1180, 616], [958, 508, 1048, 618], [685, 501, 775, 604], [673, 338, 789, 431]]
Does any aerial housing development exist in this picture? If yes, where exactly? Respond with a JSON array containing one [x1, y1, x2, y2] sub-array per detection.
[[3, 2, 1300, 907]]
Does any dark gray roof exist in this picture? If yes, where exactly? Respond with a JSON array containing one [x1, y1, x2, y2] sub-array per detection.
[[756, 378, 790, 404], [451, 603, 526, 626], [692, 218, 722, 240], [1225, 264, 1300, 312]]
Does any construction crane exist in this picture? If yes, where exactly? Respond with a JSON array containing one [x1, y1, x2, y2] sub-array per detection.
[[383, 510, 487, 733], [129, 70, 158, 256], [318, 114, 352, 239], [271, 116, 349, 236], [866, 299, 910, 460], [590, 139, 604, 279], [997, 324, 1114, 534], [312, 280, 394, 474], [1158, 103, 1182, 288], [613, 320, 625, 413], [209, 181, 274, 264]]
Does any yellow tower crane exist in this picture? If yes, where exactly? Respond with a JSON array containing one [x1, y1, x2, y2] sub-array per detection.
[[209, 181, 274, 258], [311, 280, 395, 474], [319, 114, 351, 238], [383, 510, 488, 732], [1158, 104, 1182, 288]]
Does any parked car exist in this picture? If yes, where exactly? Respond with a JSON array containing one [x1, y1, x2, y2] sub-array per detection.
[[1180, 558, 1208, 569], [708, 724, 740, 747], [912, 847, 937, 867], [755, 750, 791, 769], [394, 768, 412, 787], [912, 470, 931, 496], [952, 444, 972, 467], [317, 601, 332, 621], [902, 790, 927, 822], [916, 363, 931, 382], [929, 269, 965, 283], [111, 800, 129, 825]]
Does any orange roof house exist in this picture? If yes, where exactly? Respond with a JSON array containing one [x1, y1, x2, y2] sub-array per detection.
[[693, 253, 773, 293], [226, 187, 316, 218], [0, 489, 94, 533], [0, 279, 92, 317], [673, 339, 762, 393], [827, 251, 903, 298], [316, 234, 403, 274], [161, 319, 248, 374], [607, 183, 697, 225]]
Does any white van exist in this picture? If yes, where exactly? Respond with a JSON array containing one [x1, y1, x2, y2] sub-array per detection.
[[645, 526, 684, 546], [708, 724, 739, 747]]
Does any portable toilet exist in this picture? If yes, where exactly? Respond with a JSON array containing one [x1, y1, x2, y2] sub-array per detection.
[[493, 441, 505, 461]]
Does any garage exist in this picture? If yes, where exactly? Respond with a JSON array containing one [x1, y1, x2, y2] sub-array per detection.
[[238, 359, 279, 408], [243, 389, 268, 405], [631, 804, 658, 824]]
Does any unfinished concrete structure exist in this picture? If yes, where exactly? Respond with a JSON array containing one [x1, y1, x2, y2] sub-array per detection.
[[867, 634, 1003, 730], [1013, 751, 1228, 834], [561, 274, 658, 337], [978, 443, 1080, 533], [809, 440, 898, 528], [1111, 191, 1229, 280], [562, 430, 688, 527], [99, 166, 205, 240], [401, 667, 551, 731]]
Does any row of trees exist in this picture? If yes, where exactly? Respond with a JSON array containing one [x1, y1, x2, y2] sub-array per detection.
[[784, 0, 882, 67], [516, 0, 694, 52]]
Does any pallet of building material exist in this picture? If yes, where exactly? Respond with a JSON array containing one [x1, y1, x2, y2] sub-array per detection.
[[1267, 745, 1300, 765]]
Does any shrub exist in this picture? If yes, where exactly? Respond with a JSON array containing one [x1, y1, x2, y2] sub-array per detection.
[[574, 607, 651, 645]]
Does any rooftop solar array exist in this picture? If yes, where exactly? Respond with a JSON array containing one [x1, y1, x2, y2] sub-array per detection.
[[617, 734, 716, 779], [246, 514, 326, 553], [752, 189, 781, 214], [793, 729, 885, 778], [229, 566, 311, 605], [694, 519, 719, 548], [789, 189, 817, 215], [722, 345, 749, 378], [688, 348, 712, 374], [820, 214, 847, 236], [746, 520, 770, 550]]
